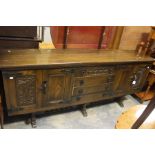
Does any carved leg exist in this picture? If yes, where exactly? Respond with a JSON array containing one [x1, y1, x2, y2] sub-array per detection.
[[25, 113, 37, 128], [116, 97, 126, 107], [31, 113, 37, 128], [0, 114, 4, 129], [25, 116, 31, 125], [81, 104, 88, 117]]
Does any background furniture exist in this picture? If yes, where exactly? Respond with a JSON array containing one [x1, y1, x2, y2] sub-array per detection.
[[135, 70, 155, 102], [119, 26, 151, 50], [0, 26, 42, 128], [134, 27, 155, 102], [0, 49, 153, 127], [51, 26, 151, 50], [50, 26, 123, 49], [131, 94, 155, 129], [115, 94, 155, 129], [0, 26, 42, 49]]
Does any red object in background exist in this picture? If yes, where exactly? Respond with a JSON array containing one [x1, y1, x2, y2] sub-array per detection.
[[50, 26, 116, 49]]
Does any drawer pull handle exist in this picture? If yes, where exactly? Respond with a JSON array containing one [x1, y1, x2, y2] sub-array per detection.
[[62, 69, 74, 73], [40, 81, 47, 94], [78, 89, 83, 94], [9, 77, 14, 80], [80, 80, 84, 85], [76, 96, 81, 101]]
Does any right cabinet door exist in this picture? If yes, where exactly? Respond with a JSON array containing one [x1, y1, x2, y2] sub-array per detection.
[[127, 64, 150, 93], [114, 64, 150, 96]]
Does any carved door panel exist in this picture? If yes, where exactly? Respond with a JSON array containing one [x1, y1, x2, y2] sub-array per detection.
[[2, 70, 42, 115], [113, 65, 134, 95], [42, 69, 72, 107], [114, 64, 151, 96], [127, 64, 150, 92]]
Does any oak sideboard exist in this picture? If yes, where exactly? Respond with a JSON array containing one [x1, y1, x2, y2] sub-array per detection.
[[0, 49, 154, 128]]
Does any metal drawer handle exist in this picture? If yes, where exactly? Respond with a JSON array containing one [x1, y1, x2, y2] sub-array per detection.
[[40, 81, 47, 94], [62, 69, 74, 73], [131, 74, 137, 85], [80, 80, 84, 85], [78, 89, 83, 94], [76, 96, 81, 101]]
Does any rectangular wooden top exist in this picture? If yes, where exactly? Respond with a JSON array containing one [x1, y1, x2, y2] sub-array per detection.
[[0, 49, 154, 69]]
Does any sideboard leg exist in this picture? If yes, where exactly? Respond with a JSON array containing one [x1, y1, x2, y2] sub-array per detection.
[[81, 104, 88, 117], [25, 113, 37, 128], [116, 97, 125, 107], [0, 114, 4, 129], [25, 115, 31, 125], [31, 113, 37, 128]]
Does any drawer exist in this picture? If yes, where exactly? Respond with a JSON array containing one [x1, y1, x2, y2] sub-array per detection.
[[74, 66, 115, 77], [73, 74, 114, 87], [72, 91, 114, 104], [72, 83, 112, 96], [85, 67, 114, 75]]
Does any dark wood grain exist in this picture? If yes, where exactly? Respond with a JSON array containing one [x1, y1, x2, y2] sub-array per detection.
[[2, 62, 152, 116], [0, 49, 154, 119], [0, 26, 37, 38], [63, 26, 69, 49], [98, 26, 105, 49], [0, 26, 40, 49], [0, 49, 153, 70], [0, 40, 39, 49]]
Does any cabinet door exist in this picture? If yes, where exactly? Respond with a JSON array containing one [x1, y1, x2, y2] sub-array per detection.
[[127, 64, 150, 92], [114, 64, 150, 96], [113, 65, 133, 95], [2, 70, 42, 115], [42, 69, 72, 107]]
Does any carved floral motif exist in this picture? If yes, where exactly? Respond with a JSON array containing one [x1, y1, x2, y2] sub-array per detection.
[[16, 75, 36, 106]]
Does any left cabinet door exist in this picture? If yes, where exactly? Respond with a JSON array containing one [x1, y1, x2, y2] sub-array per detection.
[[42, 69, 73, 107], [2, 70, 43, 115]]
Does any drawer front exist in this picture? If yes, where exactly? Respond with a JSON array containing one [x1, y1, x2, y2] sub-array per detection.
[[72, 83, 112, 96], [74, 74, 114, 87], [74, 66, 114, 77], [72, 92, 113, 105]]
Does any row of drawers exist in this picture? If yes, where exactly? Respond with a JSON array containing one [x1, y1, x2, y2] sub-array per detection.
[[71, 64, 150, 103], [72, 67, 115, 97]]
